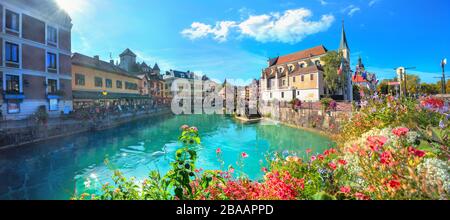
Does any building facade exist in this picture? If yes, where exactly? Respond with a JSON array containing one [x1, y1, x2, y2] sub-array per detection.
[[260, 22, 352, 102], [0, 0, 73, 120], [260, 45, 328, 102], [117, 48, 167, 104], [71, 53, 150, 110]]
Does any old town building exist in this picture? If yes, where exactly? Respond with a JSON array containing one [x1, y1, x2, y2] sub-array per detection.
[[71, 53, 150, 111], [0, 0, 73, 120], [260, 22, 352, 102], [118, 48, 167, 104]]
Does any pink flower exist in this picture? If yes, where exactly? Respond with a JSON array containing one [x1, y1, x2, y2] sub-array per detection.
[[241, 152, 249, 158], [310, 156, 317, 162], [229, 167, 235, 173], [261, 167, 268, 173], [191, 127, 198, 132], [367, 136, 388, 151], [392, 127, 409, 137], [180, 125, 189, 130], [340, 186, 351, 194], [216, 148, 222, 154], [306, 148, 312, 154], [380, 151, 393, 166], [328, 162, 337, 170]]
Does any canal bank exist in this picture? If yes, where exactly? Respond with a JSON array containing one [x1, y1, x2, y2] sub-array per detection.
[[0, 108, 173, 150]]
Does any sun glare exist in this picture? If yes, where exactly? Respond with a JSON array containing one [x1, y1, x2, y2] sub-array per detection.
[[55, 0, 86, 15]]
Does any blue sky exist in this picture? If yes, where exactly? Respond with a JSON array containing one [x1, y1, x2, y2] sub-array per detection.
[[57, 0, 450, 84]]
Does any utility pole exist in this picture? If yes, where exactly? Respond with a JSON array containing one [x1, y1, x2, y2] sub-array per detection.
[[442, 58, 447, 94]]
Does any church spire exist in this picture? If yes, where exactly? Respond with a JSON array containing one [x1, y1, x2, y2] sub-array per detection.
[[339, 20, 350, 51]]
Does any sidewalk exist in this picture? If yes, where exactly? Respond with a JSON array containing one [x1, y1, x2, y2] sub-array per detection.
[[0, 107, 171, 131]]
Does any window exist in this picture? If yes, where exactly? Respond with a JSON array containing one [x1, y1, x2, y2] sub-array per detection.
[[116, 80, 122, 89], [310, 74, 314, 81], [282, 80, 286, 86], [293, 77, 296, 82], [5, 74, 20, 94], [301, 75, 305, 82], [5, 10, 19, 32], [47, 79, 58, 94], [270, 93, 272, 98], [315, 60, 321, 67], [47, 26, 58, 44], [5, 42, 19, 63], [47, 53, 57, 71], [75, 74, 85, 86], [299, 63, 305, 68], [106, 79, 112, 88], [281, 92, 284, 98], [289, 66, 294, 72], [125, 82, 138, 90], [95, 77, 103, 87]]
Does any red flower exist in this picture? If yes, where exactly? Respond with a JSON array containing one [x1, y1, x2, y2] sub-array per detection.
[[392, 127, 409, 137], [408, 147, 426, 158], [318, 154, 324, 161], [367, 136, 387, 151], [354, 192, 370, 200], [338, 159, 347, 166], [261, 167, 268, 173], [380, 151, 393, 166], [216, 148, 222, 154], [241, 152, 249, 158], [388, 179, 401, 189], [328, 162, 337, 170], [340, 186, 351, 194], [306, 148, 312, 154]]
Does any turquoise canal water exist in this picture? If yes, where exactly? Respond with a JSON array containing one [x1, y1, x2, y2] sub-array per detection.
[[0, 115, 334, 200]]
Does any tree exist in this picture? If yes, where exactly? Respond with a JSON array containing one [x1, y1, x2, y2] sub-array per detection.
[[419, 83, 439, 95], [404, 74, 421, 95], [321, 51, 346, 95], [436, 80, 450, 94]]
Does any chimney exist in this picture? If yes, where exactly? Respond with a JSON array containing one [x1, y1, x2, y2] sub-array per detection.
[[94, 55, 100, 60], [110, 60, 115, 65]]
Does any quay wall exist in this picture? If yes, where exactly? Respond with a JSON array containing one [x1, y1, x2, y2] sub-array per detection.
[[0, 108, 172, 149]]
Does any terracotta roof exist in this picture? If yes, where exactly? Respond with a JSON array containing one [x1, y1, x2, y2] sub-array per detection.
[[352, 75, 367, 83], [71, 53, 139, 79], [271, 45, 328, 66]]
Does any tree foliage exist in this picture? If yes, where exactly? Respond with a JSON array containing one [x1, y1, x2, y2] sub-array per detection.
[[321, 51, 346, 95]]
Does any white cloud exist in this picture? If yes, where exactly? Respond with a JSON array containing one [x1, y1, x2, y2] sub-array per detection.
[[318, 0, 328, 6], [181, 8, 335, 44], [369, 0, 379, 7], [342, 5, 361, 17], [181, 21, 236, 43]]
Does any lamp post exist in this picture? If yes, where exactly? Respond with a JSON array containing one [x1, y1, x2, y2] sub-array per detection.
[[442, 58, 447, 94]]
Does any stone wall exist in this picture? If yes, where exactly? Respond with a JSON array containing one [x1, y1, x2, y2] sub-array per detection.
[[259, 102, 352, 134]]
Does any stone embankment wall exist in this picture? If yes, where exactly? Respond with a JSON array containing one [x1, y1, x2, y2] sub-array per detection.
[[259, 101, 352, 135], [0, 108, 172, 149]]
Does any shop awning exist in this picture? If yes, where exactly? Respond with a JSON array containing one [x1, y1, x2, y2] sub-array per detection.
[[73, 91, 151, 100]]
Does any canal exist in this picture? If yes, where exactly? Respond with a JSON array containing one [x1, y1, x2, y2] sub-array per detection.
[[0, 114, 334, 200]]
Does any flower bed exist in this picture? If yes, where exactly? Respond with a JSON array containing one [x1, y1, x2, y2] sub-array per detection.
[[75, 96, 449, 200]]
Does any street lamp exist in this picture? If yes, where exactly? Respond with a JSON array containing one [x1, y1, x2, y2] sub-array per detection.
[[442, 58, 447, 94]]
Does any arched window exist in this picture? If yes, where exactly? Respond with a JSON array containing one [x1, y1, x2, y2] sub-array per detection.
[[299, 63, 305, 68], [315, 60, 321, 66]]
